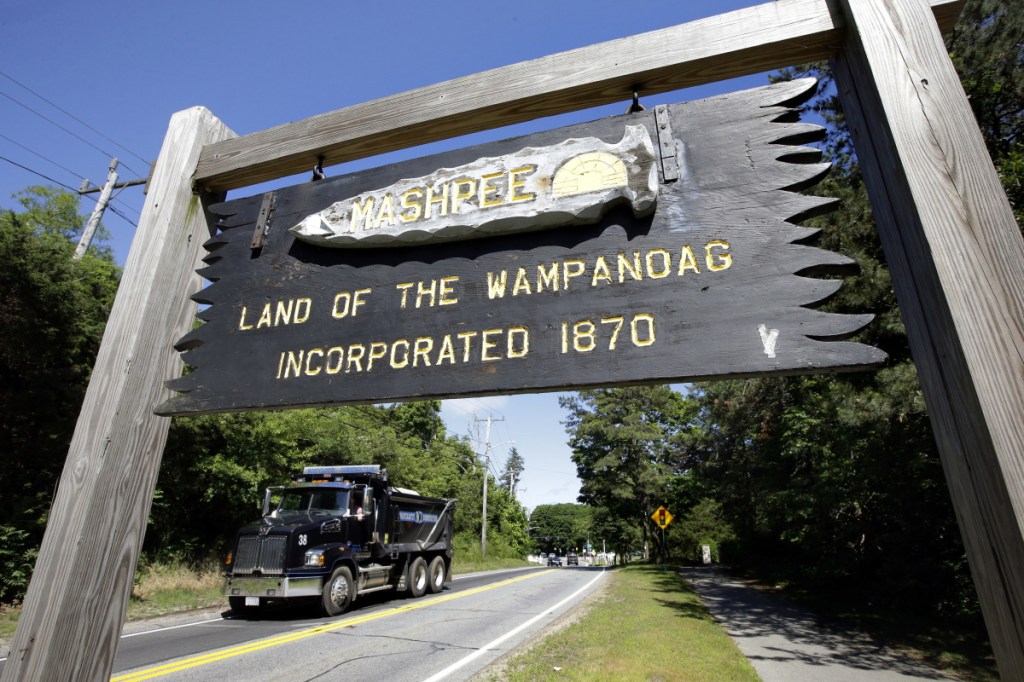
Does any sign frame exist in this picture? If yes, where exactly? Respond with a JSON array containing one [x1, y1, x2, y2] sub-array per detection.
[[11, 1, 1024, 679]]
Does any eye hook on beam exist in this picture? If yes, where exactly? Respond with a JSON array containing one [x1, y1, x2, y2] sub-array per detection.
[[626, 89, 646, 114], [311, 156, 326, 182]]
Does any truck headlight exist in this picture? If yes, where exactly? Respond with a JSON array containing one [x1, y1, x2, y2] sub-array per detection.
[[304, 550, 325, 567]]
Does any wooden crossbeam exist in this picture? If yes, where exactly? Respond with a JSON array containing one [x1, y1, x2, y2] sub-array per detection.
[[194, 0, 963, 193]]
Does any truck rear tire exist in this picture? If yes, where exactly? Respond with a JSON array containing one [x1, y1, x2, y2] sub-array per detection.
[[322, 566, 354, 616], [427, 556, 446, 593], [408, 557, 428, 598]]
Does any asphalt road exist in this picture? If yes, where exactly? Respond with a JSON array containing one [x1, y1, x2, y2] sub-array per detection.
[[2, 566, 604, 682], [680, 566, 954, 681]]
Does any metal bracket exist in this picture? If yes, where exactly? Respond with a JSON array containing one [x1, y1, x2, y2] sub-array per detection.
[[250, 192, 276, 250], [654, 104, 679, 182]]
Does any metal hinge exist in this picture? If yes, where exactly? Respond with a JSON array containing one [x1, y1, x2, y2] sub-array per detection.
[[654, 105, 679, 182], [250, 191, 276, 250]]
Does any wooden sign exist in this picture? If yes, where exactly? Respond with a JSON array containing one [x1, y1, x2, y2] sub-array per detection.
[[157, 78, 885, 415]]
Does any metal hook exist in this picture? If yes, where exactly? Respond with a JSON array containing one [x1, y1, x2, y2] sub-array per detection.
[[311, 156, 326, 182], [626, 89, 646, 114]]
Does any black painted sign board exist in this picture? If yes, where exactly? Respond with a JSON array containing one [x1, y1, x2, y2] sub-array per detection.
[[157, 78, 886, 415]]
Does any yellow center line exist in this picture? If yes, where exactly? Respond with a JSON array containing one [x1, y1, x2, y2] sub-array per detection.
[[111, 570, 550, 681]]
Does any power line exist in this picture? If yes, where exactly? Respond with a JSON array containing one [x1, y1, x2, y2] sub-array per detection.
[[0, 132, 88, 183], [0, 89, 144, 178], [0, 153, 138, 228], [0, 69, 150, 168], [0, 133, 143, 222], [0, 153, 81, 194]]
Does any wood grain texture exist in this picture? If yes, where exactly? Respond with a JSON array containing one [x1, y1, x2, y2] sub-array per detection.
[[832, 0, 1024, 676], [159, 79, 886, 416], [0, 109, 235, 682], [193, 0, 963, 192]]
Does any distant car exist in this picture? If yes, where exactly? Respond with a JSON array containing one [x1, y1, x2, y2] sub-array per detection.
[[547, 555, 562, 567], [566, 551, 579, 566]]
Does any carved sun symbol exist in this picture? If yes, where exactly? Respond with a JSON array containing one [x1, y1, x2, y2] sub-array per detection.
[[551, 152, 628, 197]]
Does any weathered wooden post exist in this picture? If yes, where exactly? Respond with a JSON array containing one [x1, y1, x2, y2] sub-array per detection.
[[832, 0, 1024, 674], [1, 108, 235, 681]]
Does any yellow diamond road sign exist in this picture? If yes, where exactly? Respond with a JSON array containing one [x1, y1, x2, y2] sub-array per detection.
[[652, 506, 673, 529]]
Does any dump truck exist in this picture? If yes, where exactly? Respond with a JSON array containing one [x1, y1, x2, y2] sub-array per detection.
[[224, 464, 455, 616]]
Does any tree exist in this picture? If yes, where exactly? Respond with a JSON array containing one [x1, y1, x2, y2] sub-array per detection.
[[500, 447, 525, 495], [0, 186, 120, 601], [529, 503, 592, 553], [560, 386, 690, 562], [677, 0, 1021, 618]]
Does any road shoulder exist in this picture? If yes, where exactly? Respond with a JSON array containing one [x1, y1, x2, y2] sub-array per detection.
[[680, 566, 953, 681]]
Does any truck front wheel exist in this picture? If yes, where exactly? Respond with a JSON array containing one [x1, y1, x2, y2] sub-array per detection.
[[408, 557, 428, 598], [322, 566, 354, 616]]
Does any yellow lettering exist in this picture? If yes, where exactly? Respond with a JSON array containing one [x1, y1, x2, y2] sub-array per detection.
[[591, 256, 612, 286], [325, 347, 344, 374], [537, 263, 559, 292], [480, 172, 504, 207], [646, 249, 671, 278], [400, 188, 424, 222], [396, 282, 414, 309], [617, 252, 643, 282], [481, 329, 503, 361], [563, 260, 586, 289], [351, 196, 375, 233], [512, 267, 532, 296], [304, 348, 324, 376], [436, 335, 456, 365], [425, 183, 449, 219], [238, 306, 254, 331], [439, 276, 459, 306], [284, 350, 303, 378], [352, 289, 370, 316], [257, 303, 273, 329], [706, 240, 732, 271], [509, 165, 536, 203], [416, 280, 436, 308], [367, 342, 388, 371], [374, 194, 395, 228], [451, 178, 477, 213], [508, 327, 529, 358], [346, 344, 366, 373], [631, 313, 656, 346], [600, 316, 624, 350], [413, 337, 433, 367], [457, 331, 477, 362], [486, 271, 508, 299], [390, 340, 410, 369], [678, 246, 700, 275]]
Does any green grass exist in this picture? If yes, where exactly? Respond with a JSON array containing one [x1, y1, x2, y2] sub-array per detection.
[[125, 561, 225, 620], [481, 564, 759, 682]]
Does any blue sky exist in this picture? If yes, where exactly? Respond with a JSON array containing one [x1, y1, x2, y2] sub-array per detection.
[[1, 0, 772, 511]]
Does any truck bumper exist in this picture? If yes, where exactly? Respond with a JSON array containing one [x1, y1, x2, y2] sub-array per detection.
[[224, 575, 323, 598]]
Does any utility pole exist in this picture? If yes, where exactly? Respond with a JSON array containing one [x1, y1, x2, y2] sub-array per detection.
[[474, 415, 503, 559], [75, 157, 150, 259], [74, 158, 118, 259]]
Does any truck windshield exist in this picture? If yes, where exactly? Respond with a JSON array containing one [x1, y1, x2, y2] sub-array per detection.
[[275, 489, 349, 516]]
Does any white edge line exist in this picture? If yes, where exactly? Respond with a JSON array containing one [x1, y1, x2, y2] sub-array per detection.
[[119, 616, 229, 639], [420, 568, 607, 682]]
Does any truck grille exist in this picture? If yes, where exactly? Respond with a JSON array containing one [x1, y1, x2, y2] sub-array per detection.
[[233, 535, 287, 575]]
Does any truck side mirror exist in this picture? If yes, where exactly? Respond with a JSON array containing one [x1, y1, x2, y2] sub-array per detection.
[[363, 488, 374, 515], [263, 488, 273, 516]]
